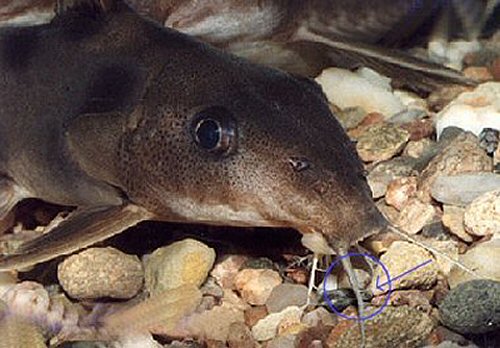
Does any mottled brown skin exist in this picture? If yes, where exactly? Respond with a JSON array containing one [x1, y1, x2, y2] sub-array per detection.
[[0, 0, 385, 270]]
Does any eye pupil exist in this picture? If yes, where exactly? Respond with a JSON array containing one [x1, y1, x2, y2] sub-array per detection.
[[196, 119, 221, 150]]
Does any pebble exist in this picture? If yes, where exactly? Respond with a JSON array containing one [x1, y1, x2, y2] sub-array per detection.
[[439, 279, 500, 334], [396, 198, 440, 235], [57, 247, 143, 299], [266, 334, 297, 348], [427, 85, 469, 112], [463, 189, 500, 237], [234, 269, 282, 306], [327, 306, 435, 347], [448, 239, 500, 288], [371, 241, 439, 295], [462, 66, 494, 82], [388, 108, 427, 125], [244, 306, 268, 327], [144, 239, 215, 295], [431, 173, 500, 206], [404, 138, 436, 159], [226, 322, 255, 348], [265, 283, 308, 313], [211, 255, 248, 289], [367, 157, 418, 198], [251, 306, 302, 341], [401, 118, 435, 141], [301, 307, 337, 327], [385, 176, 418, 211], [418, 132, 493, 202], [441, 205, 473, 242], [315, 67, 405, 117], [356, 123, 410, 162], [334, 106, 367, 130], [435, 82, 500, 139]]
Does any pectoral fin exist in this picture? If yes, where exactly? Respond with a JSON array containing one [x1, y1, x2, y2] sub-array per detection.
[[0, 204, 154, 271]]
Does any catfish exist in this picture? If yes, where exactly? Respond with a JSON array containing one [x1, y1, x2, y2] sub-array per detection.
[[0, 0, 476, 345]]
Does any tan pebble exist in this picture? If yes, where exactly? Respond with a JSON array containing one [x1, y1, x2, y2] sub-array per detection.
[[227, 322, 255, 348], [251, 306, 302, 341], [211, 255, 248, 289], [463, 66, 493, 81], [371, 241, 439, 295], [448, 238, 500, 288], [385, 176, 418, 211], [442, 205, 473, 242], [396, 198, 440, 234], [145, 238, 215, 295], [491, 56, 500, 81], [464, 189, 500, 237], [58, 247, 143, 299], [234, 269, 282, 305], [244, 306, 268, 327]]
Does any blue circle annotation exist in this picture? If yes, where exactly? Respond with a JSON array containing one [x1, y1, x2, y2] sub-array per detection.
[[322, 252, 392, 321]]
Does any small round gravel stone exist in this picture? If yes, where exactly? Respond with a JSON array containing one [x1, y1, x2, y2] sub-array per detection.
[[58, 247, 144, 299]]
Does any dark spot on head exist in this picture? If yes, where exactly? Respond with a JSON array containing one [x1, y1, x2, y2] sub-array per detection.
[[1, 28, 39, 69], [81, 65, 137, 114]]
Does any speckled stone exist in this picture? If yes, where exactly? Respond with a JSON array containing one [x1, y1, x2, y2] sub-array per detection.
[[266, 283, 308, 313], [356, 123, 410, 162], [440, 279, 500, 334], [418, 132, 493, 202], [396, 198, 440, 235], [403, 138, 436, 159], [371, 241, 439, 295], [144, 239, 216, 295], [58, 247, 143, 299], [464, 189, 500, 237], [327, 306, 435, 348], [367, 157, 418, 198]]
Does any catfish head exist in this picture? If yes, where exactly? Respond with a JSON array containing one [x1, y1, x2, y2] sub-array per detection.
[[69, 40, 387, 254]]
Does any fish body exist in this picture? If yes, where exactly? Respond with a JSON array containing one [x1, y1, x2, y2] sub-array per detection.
[[0, 0, 385, 270]]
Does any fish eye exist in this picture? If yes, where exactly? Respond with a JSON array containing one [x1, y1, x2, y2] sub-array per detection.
[[191, 106, 237, 155]]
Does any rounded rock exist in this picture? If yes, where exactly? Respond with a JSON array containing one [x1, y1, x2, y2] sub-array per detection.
[[356, 123, 410, 162], [58, 247, 143, 299], [371, 241, 439, 295], [144, 238, 216, 295], [464, 189, 500, 237], [235, 268, 282, 306], [266, 283, 308, 313], [440, 279, 500, 334]]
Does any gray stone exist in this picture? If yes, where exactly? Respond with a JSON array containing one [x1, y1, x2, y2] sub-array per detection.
[[367, 157, 419, 198], [440, 279, 500, 334], [431, 173, 500, 206], [266, 283, 308, 313]]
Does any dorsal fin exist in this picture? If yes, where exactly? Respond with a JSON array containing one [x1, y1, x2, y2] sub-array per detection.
[[55, 0, 116, 18]]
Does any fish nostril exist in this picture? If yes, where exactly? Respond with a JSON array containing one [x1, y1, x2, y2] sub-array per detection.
[[288, 157, 311, 172]]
